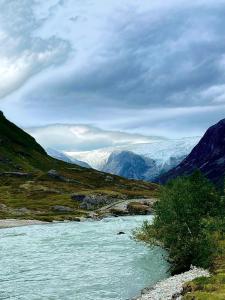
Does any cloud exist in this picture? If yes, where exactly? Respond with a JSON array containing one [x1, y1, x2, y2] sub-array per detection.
[[26, 124, 164, 151], [0, 0, 71, 98], [20, 0, 225, 110], [0, 0, 225, 142]]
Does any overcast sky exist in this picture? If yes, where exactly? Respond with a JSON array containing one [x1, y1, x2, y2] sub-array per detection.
[[0, 0, 225, 150]]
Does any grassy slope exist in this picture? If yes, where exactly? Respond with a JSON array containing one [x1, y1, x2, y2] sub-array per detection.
[[0, 112, 157, 221], [182, 240, 225, 299]]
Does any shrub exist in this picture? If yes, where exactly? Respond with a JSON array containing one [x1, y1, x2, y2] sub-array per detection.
[[134, 171, 225, 273]]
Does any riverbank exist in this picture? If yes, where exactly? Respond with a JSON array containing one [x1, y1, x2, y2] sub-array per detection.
[[0, 219, 48, 229], [0, 215, 167, 300], [0, 197, 156, 224], [133, 266, 210, 300]]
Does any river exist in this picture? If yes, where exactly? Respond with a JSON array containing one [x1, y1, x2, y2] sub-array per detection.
[[0, 216, 169, 300]]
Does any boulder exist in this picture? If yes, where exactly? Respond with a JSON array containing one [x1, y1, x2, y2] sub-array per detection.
[[52, 205, 74, 213], [105, 175, 114, 182], [47, 170, 81, 184], [0, 204, 8, 211], [79, 194, 115, 210], [17, 207, 30, 214], [47, 169, 61, 179], [110, 208, 129, 216], [127, 202, 151, 215]]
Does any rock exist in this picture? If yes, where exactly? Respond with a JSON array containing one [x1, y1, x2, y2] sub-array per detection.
[[72, 217, 81, 222], [79, 194, 116, 210], [110, 208, 129, 216], [47, 169, 60, 178], [71, 194, 86, 202], [87, 212, 99, 219], [117, 231, 125, 235], [0, 203, 8, 211], [52, 205, 74, 213], [127, 202, 151, 215], [16, 207, 30, 214], [47, 170, 81, 184], [105, 175, 114, 182]]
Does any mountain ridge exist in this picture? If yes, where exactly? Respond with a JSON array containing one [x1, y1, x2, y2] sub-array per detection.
[[0, 112, 157, 221], [66, 137, 199, 181], [159, 118, 225, 184]]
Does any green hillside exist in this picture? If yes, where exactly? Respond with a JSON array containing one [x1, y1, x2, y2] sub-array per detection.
[[0, 112, 157, 221]]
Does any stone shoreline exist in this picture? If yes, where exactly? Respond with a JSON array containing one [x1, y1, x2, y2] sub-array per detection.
[[133, 266, 210, 300], [0, 219, 48, 229]]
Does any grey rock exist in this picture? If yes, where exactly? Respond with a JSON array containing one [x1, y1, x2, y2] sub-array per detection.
[[71, 194, 86, 202], [17, 207, 30, 214], [47, 169, 79, 183], [0, 204, 8, 211], [79, 194, 116, 210], [47, 169, 60, 178], [105, 175, 114, 182], [52, 205, 74, 213]]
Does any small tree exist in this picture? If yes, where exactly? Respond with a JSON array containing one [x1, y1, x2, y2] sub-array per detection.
[[135, 171, 224, 273]]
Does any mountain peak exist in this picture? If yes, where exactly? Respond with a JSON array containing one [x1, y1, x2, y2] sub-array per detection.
[[159, 119, 225, 184]]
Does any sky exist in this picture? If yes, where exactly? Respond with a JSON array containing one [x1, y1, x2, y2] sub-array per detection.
[[0, 0, 225, 151]]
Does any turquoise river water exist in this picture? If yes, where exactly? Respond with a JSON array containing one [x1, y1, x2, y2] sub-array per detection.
[[0, 215, 169, 300]]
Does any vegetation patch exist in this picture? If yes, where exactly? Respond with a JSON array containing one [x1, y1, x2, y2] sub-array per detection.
[[134, 171, 225, 298]]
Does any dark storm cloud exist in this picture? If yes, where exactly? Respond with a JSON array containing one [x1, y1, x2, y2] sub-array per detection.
[[28, 1, 225, 110], [1, 0, 225, 144]]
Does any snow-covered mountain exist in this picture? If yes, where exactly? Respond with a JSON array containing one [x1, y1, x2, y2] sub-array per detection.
[[46, 148, 91, 168], [65, 137, 200, 180], [102, 151, 156, 180]]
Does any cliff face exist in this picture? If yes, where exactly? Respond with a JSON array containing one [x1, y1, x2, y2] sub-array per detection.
[[159, 119, 225, 184]]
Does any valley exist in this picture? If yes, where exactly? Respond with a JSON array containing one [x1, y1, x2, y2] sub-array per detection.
[[0, 112, 157, 222]]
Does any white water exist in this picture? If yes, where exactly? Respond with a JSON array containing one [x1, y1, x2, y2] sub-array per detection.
[[0, 216, 169, 300]]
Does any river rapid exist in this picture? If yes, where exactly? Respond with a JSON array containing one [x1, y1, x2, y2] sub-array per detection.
[[0, 216, 169, 300]]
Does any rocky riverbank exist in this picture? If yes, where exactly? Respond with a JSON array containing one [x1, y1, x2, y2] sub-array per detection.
[[0, 219, 48, 229], [133, 266, 210, 300]]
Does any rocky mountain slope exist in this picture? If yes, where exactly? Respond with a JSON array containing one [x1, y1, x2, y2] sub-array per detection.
[[0, 112, 157, 221], [67, 137, 199, 181], [159, 119, 225, 184], [102, 151, 156, 180], [46, 148, 91, 168]]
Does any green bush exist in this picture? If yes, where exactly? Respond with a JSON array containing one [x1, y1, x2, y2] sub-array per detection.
[[134, 171, 225, 274]]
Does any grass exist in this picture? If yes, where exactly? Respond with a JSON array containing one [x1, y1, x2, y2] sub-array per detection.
[[182, 239, 225, 299], [0, 112, 158, 221], [0, 174, 157, 221]]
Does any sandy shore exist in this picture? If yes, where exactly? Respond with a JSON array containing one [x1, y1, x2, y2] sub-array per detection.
[[0, 219, 48, 229], [133, 266, 210, 300]]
